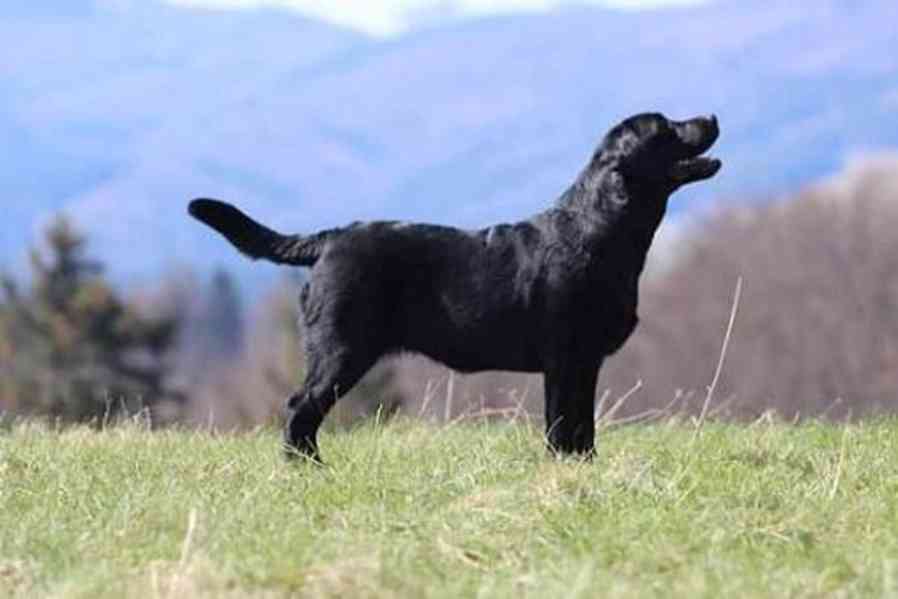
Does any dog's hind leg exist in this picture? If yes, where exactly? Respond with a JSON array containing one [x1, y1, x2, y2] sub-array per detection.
[[284, 272, 391, 463], [283, 347, 378, 463]]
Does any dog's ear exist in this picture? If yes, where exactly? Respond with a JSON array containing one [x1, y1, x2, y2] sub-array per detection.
[[600, 127, 643, 173], [603, 170, 628, 205]]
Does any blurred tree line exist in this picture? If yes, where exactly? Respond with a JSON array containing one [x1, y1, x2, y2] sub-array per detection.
[[0, 217, 404, 427], [3, 156, 897, 427], [0, 218, 182, 422]]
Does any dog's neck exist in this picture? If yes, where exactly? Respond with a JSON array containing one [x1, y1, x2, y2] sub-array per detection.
[[556, 165, 669, 261]]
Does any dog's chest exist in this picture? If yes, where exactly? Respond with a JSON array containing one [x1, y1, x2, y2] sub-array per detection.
[[579, 260, 641, 354]]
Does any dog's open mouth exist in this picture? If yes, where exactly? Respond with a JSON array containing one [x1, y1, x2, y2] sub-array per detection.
[[669, 115, 721, 183], [670, 155, 722, 182]]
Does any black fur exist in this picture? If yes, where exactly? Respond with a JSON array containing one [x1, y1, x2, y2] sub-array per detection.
[[189, 112, 721, 461]]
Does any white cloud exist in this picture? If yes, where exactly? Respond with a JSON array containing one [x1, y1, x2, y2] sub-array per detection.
[[164, 0, 712, 36]]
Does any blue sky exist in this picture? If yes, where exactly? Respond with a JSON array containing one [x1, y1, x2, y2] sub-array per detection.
[[164, 0, 712, 35]]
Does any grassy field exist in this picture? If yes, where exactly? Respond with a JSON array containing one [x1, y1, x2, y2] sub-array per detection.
[[2, 416, 898, 598]]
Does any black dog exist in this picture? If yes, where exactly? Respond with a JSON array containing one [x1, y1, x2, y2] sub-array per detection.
[[189, 112, 720, 461]]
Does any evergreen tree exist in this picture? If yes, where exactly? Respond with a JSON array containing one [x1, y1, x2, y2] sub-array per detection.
[[200, 269, 244, 361], [210, 269, 244, 350], [0, 216, 183, 422]]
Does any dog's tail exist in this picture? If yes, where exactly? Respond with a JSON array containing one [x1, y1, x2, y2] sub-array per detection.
[[188, 198, 327, 266]]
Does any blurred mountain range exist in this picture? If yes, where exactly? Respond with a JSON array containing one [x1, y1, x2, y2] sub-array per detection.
[[2, 0, 897, 283]]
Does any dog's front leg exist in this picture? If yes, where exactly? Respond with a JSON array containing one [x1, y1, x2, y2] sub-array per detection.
[[544, 360, 601, 457], [543, 361, 576, 455], [571, 362, 601, 456]]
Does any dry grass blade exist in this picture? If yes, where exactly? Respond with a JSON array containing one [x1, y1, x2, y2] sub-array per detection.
[[179, 509, 199, 567], [692, 276, 743, 442], [603, 390, 685, 428], [829, 427, 850, 499], [596, 379, 643, 430]]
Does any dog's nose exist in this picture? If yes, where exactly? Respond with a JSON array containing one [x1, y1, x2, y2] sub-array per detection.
[[675, 115, 719, 148]]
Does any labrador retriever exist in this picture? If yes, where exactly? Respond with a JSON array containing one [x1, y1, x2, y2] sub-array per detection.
[[189, 112, 721, 461]]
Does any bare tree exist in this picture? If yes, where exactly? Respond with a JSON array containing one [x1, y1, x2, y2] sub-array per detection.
[[601, 155, 898, 420]]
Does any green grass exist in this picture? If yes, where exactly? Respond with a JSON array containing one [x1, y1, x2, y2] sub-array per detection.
[[3, 416, 898, 598]]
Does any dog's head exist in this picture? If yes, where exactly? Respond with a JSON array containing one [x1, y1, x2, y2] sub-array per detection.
[[598, 112, 721, 191]]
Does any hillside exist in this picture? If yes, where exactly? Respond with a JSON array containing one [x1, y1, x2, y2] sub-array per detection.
[[2, 0, 897, 281]]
